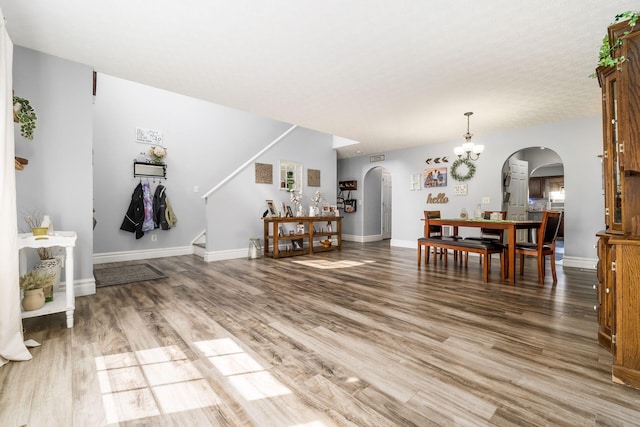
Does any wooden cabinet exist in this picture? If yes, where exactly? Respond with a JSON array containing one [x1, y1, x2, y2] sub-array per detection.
[[528, 177, 544, 198], [596, 232, 615, 352], [263, 216, 341, 259], [595, 18, 640, 390], [608, 237, 640, 389]]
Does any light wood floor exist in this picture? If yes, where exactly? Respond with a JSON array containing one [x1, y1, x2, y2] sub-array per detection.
[[2, 241, 640, 426]]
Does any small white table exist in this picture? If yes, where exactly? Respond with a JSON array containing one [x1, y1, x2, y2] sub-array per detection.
[[18, 231, 77, 328]]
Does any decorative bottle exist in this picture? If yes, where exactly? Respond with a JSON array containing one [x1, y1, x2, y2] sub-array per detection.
[[474, 204, 483, 220]]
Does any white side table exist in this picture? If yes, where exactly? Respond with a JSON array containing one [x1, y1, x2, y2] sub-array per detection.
[[18, 231, 77, 328]]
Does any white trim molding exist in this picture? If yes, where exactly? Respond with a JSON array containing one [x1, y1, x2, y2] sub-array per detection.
[[204, 248, 247, 262], [74, 277, 96, 296], [562, 256, 597, 270], [343, 234, 383, 243], [390, 239, 415, 249], [93, 246, 193, 264]]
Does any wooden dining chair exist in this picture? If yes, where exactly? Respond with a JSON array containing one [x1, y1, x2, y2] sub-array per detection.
[[516, 210, 562, 285], [422, 210, 444, 263], [464, 211, 507, 266], [423, 210, 442, 238]]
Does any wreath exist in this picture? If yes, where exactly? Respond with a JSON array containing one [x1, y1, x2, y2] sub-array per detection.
[[450, 158, 476, 182]]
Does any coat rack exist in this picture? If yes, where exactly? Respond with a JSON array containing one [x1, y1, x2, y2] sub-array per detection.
[[133, 161, 166, 178]]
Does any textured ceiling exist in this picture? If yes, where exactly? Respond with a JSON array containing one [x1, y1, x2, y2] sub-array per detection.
[[1, 1, 637, 158]]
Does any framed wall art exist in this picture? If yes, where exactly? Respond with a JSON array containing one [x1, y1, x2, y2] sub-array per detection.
[[424, 167, 447, 188]]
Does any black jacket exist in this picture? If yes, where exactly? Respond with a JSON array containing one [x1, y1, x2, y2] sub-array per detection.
[[120, 183, 145, 239], [153, 184, 177, 230]]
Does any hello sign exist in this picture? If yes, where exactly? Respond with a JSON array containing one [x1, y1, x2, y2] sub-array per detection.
[[426, 193, 449, 204]]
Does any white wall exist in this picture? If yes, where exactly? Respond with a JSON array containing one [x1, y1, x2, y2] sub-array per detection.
[[14, 47, 94, 290], [204, 126, 336, 257], [338, 116, 603, 266], [93, 74, 336, 259]]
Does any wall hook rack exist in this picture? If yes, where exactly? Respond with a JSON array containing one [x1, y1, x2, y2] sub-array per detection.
[[133, 161, 167, 179]]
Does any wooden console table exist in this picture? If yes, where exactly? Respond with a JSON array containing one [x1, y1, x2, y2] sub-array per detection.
[[18, 231, 77, 328], [263, 216, 341, 259]]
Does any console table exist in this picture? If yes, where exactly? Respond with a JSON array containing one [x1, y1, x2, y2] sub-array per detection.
[[18, 231, 77, 328], [263, 216, 341, 259]]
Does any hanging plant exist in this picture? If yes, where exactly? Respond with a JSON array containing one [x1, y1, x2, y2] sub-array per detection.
[[13, 95, 37, 140], [450, 158, 476, 182], [592, 11, 639, 75]]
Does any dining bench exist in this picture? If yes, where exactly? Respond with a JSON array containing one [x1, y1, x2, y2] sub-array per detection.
[[417, 236, 505, 283]]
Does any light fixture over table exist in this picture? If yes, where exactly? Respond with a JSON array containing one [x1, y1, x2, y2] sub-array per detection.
[[453, 112, 484, 161]]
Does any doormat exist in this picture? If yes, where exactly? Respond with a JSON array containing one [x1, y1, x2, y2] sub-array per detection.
[[94, 263, 167, 288]]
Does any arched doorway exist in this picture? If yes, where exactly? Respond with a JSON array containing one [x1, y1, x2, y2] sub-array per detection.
[[502, 147, 564, 259], [363, 166, 392, 240]]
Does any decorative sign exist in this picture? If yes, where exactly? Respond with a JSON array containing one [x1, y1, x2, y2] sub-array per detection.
[[410, 173, 422, 191], [370, 154, 385, 162], [307, 169, 321, 187], [426, 193, 449, 204], [425, 156, 449, 164], [136, 127, 163, 145], [255, 163, 273, 184], [453, 184, 468, 195]]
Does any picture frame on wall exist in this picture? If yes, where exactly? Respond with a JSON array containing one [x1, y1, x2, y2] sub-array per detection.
[[424, 167, 447, 188]]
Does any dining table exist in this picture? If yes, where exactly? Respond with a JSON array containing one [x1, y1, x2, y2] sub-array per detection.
[[426, 218, 541, 283]]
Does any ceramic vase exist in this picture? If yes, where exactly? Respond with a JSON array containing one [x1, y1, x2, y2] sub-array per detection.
[[35, 257, 62, 302], [22, 288, 45, 311]]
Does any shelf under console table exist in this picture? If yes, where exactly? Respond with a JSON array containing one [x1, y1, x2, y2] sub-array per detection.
[[262, 216, 342, 259], [18, 231, 77, 328]]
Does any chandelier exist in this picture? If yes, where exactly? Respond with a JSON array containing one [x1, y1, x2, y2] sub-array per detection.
[[453, 112, 484, 161]]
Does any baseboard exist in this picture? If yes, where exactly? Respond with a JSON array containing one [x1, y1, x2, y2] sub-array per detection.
[[390, 239, 416, 249], [562, 256, 597, 270], [343, 234, 383, 243], [193, 244, 206, 258], [59, 277, 96, 297], [93, 246, 193, 264], [75, 277, 96, 296], [204, 248, 247, 262]]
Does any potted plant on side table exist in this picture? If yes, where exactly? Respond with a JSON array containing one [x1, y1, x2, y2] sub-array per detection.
[[20, 270, 56, 311], [23, 212, 63, 302]]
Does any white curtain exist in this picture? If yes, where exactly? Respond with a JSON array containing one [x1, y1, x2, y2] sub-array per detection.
[[0, 8, 31, 368]]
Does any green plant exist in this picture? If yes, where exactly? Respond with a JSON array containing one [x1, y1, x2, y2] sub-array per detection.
[[592, 11, 639, 76], [19, 270, 55, 291], [13, 95, 37, 140]]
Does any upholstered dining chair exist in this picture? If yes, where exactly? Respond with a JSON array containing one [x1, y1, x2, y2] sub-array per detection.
[[516, 210, 562, 285], [464, 210, 507, 266], [422, 210, 466, 265], [423, 210, 442, 238], [422, 210, 445, 263]]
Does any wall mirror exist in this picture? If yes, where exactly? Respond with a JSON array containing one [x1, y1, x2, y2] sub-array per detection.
[[279, 161, 302, 192]]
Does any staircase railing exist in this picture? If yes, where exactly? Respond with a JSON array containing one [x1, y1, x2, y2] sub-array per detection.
[[201, 125, 297, 200]]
